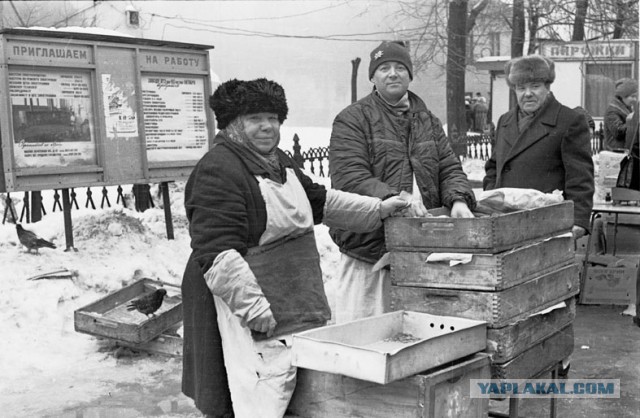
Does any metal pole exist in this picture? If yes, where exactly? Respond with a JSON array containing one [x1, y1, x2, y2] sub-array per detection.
[[61, 188, 77, 251], [161, 182, 174, 240]]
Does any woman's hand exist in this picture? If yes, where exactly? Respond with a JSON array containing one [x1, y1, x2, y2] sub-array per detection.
[[572, 225, 587, 241], [450, 200, 474, 218], [247, 308, 277, 337], [380, 195, 413, 218]]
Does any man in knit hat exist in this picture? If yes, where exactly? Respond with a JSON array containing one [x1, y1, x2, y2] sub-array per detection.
[[604, 77, 638, 151], [483, 54, 594, 242], [328, 40, 476, 323]]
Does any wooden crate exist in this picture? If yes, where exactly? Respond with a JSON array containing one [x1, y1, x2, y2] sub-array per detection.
[[384, 201, 573, 254], [491, 325, 574, 380], [291, 311, 486, 384], [487, 298, 576, 363], [74, 278, 182, 344], [391, 234, 575, 291], [581, 258, 639, 305], [288, 353, 490, 418], [391, 263, 579, 328]]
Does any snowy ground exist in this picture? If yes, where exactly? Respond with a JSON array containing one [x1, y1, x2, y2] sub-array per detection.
[[0, 130, 609, 416]]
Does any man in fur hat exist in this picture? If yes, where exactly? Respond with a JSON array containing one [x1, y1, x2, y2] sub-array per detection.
[[604, 77, 638, 151], [483, 55, 594, 240], [328, 41, 476, 323]]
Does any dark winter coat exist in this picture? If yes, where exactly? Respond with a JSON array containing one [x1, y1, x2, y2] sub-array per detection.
[[604, 95, 633, 151], [483, 94, 594, 231], [328, 90, 476, 263], [181, 132, 327, 415]]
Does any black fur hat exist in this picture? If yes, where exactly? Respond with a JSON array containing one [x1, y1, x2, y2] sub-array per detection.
[[209, 78, 289, 129]]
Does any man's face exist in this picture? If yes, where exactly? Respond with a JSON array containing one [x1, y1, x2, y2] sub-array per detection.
[[241, 112, 280, 154], [515, 81, 550, 113], [371, 61, 411, 103], [622, 93, 638, 108]]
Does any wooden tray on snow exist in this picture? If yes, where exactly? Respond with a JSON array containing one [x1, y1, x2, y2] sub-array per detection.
[[74, 278, 182, 344]]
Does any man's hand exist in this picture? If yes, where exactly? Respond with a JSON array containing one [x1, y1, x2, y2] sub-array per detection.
[[247, 308, 277, 337], [450, 200, 474, 218], [380, 195, 411, 219], [396, 191, 428, 217], [572, 225, 587, 241]]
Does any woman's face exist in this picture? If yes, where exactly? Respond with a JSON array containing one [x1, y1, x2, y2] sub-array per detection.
[[242, 112, 281, 154]]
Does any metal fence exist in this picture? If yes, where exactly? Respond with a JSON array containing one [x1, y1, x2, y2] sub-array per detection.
[[2, 123, 606, 224], [288, 123, 605, 176]]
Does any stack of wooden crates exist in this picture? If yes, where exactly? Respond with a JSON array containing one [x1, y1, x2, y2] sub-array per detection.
[[386, 201, 578, 381]]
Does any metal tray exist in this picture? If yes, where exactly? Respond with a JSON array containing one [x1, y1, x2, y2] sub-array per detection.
[[291, 310, 487, 384]]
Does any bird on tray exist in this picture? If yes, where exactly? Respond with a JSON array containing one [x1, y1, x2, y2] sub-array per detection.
[[126, 288, 168, 318], [16, 224, 57, 254]]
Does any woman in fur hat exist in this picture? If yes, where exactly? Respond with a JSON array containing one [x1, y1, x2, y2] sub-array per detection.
[[604, 77, 638, 151], [181, 78, 407, 418]]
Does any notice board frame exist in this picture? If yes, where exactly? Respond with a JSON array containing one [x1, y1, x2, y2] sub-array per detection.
[[0, 28, 215, 193]]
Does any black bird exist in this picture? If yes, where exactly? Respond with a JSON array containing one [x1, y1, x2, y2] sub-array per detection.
[[16, 224, 57, 254], [126, 288, 167, 318]]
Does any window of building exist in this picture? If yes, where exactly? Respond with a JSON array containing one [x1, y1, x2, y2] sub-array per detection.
[[489, 32, 500, 56], [584, 63, 633, 117]]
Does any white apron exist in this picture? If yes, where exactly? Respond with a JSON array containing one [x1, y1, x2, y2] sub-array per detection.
[[215, 168, 328, 418]]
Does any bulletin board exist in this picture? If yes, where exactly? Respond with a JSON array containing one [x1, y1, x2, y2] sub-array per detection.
[[0, 28, 215, 193]]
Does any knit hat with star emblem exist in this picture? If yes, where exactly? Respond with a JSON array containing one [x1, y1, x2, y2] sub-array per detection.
[[368, 41, 413, 80]]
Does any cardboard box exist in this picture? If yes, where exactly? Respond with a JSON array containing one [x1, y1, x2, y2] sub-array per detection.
[[74, 278, 182, 344], [289, 353, 491, 418], [291, 310, 486, 384], [385, 202, 573, 254]]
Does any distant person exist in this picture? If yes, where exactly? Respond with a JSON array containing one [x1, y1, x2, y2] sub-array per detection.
[[328, 40, 476, 323], [604, 78, 638, 151], [483, 55, 594, 241], [465, 97, 474, 131], [473, 94, 489, 133]]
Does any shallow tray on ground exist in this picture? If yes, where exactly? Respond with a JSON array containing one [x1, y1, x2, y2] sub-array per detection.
[[291, 310, 487, 384], [74, 278, 182, 344]]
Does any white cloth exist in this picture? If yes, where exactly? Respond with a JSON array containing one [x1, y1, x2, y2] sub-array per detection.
[[214, 295, 296, 418], [334, 253, 391, 324], [214, 167, 312, 417], [255, 168, 314, 245]]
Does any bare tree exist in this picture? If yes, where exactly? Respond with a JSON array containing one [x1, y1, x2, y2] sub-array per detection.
[[447, 0, 468, 138], [2, 1, 94, 29]]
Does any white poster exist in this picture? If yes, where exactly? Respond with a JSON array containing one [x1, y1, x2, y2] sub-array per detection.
[[141, 75, 209, 162], [102, 74, 139, 139], [10, 70, 97, 169]]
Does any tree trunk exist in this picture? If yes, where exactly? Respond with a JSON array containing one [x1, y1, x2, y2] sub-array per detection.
[[510, 0, 525, 109], [447, 0, 468, 139], [572, 0, 588, 41], [613, 0, 625, 39]]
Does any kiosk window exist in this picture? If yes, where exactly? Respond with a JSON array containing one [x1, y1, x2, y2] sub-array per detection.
[[9, 69, 97, 169], [584, 63, 633, 118]]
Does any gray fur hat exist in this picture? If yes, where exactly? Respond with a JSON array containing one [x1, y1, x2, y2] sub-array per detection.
[[615, 78, 638, 98], [505, 55, 556, 88]]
